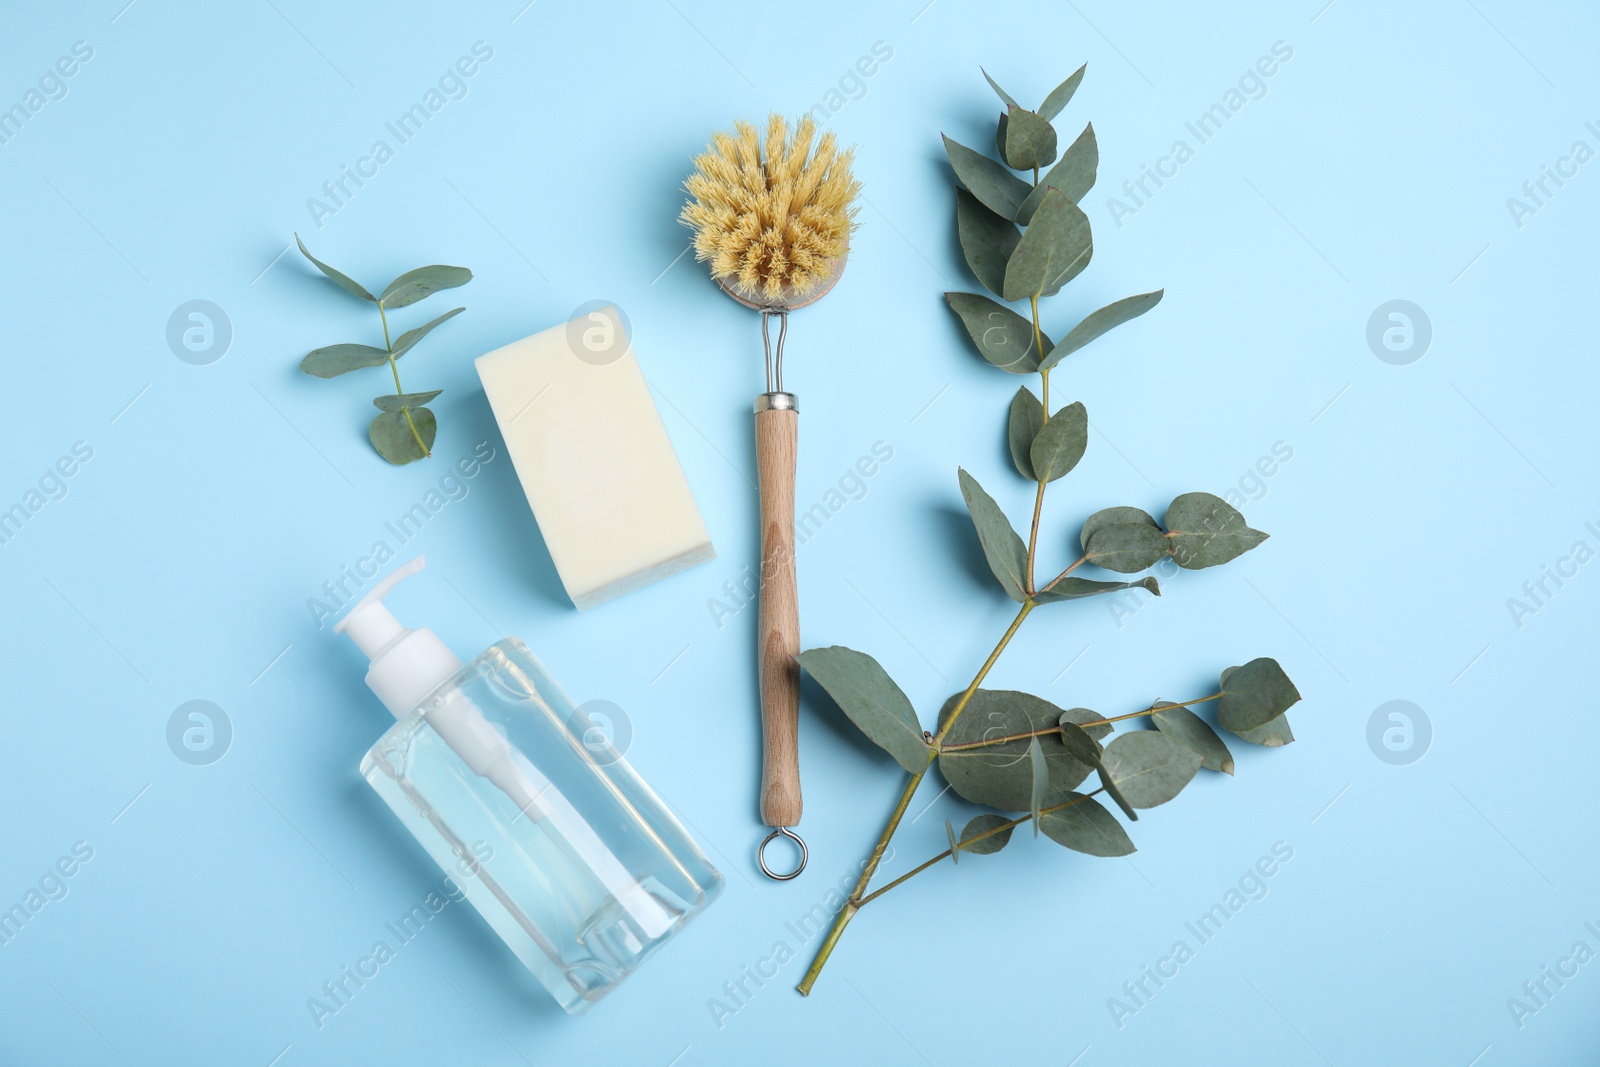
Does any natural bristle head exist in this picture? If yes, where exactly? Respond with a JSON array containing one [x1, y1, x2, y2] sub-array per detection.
[[680, 114, 860, 304]]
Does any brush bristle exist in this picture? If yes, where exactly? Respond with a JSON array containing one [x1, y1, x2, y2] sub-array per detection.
[[680, 114, 860, 302]]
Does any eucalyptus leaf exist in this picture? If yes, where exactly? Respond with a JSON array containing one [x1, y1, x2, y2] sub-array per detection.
[[1028, 401, 1087, 483], [1041, 289, 1164, 370], [1097, 766, 1139, 821], [946, 820, 961, 865], [1083, 521, 1169, 573], [1004, 107, 1058, 171], [1057, 719, 1104, 765], [1218, 659, 1301, 735], [943, 135, 1031, 220], [1230, 713, 1296, 747], [957, 468, 1029, 602], [956, 189, 1022, 299], [369, 406, 437, 465], [380, 265, 473, 309], [1151, 702, 1235, 774], [1033, 575, 1159, 604], [1001, 187, 1093, 301], [391, 307, 466, 359], [1040, 794, 1136, 856], [1164, 492, 1269, 569], [1008, 386, 1043, 480], [945, 292, 1048, 374], [796, 647, 931, 774], [981, 67, 1018, 109], [1038, 63, 1086, 121], [936, 690, 1097, 810], [1016, 123, 1098, 223], [296, 234, 375, 302], [1080, 506, 1159, 548], [373, 389, 443, 412], [995, 112, 1009, 162], [1028, 737, 1048, 835], [1057, 718, 1139, 822], [300, 343, 390, 378], [959, 813, 1015, 855], [1101, 731, 1202, 809]]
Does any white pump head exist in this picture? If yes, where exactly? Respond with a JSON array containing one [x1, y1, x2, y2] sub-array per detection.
[[335, 556, 463, 718]]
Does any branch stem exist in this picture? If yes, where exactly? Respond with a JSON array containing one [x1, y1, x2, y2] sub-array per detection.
[[940, 694, 1223, 751], [1025, 300, 1050, 592], [1076, 692, 1221, 729], [1040, 554, 1088, 594], [378, 300, 430, 458], [855, 790, 1105, 907]]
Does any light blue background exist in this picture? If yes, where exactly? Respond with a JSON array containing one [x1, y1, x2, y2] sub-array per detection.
[[2, 1, 1597, 1063]]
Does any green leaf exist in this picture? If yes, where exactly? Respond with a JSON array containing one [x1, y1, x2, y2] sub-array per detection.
[[1041, 289, 1163, 371], [956, 189, 1022, 298], [296, 234, 375, 302], [369, 406, 437, 465], [1004, 107, 1058, 170], [980, 67, 1018, 109], [1083, 521, 1169, 573], [959, 813, 1015, 856], [1218, 659, 1301, 735], [946, 819, 961, 865], [1033, 575, 1159, 604], [1017, 123, 1098, 223], [1097, 767, 1139, 821], [937, 690, 1099, 810], [942, 135, 1032, 220], [995, 112, 1009, 162], [1101, 731, 1203, 809], [1008, 386, 1043, 480], [796, 647, 930, 774], [1002, 187, 1093, 301], [1057, 719, 1104, 765], [1081, 506, 1159, 547], [1151, 702, 1235, 774], [1231, 713, 1295, 747], [299, 343, 390, 378], [380, 265, 473, 309], [1038, 63, 1086, 121], [1028, 736, 1048, 835], [1028, 401, 1087, 483], [957, 468, 1029, 601], [391, 307, 466, 360], [373, 389, 443, 412], [1040, 794, 1136, 856], [1164, 492, 1269, 569], [945, 293, 1049, 374], [1058, 718, 1138, 822]]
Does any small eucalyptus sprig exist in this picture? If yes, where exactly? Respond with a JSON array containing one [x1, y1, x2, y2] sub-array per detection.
[[294, 234, 472, 465], [794, 66, 1304, 996]]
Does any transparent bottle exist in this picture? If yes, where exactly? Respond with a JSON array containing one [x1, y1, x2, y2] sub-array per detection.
[[335, 558, 723, 1014]]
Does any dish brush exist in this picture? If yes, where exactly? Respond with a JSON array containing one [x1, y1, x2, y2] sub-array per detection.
[[681, 114, 860, 879]]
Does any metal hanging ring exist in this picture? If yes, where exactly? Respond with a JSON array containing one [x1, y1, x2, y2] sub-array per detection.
[[757, 826, 808, 881]]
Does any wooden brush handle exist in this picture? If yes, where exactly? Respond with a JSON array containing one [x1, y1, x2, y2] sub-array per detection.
[[755, 400, 802, 828]]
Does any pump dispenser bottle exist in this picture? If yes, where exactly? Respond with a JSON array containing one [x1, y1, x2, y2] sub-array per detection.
[[335, 557, 723, 1014]]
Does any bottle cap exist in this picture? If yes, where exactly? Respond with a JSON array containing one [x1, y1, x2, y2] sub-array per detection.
[[334, 557, 462, 718]]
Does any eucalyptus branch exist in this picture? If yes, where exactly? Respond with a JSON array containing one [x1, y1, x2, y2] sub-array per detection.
[[793, 65, 1301, 999], [293, 234, 471, 466]]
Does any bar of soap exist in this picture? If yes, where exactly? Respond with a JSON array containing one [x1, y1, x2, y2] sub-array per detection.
[[475, 306, 714, 610]]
